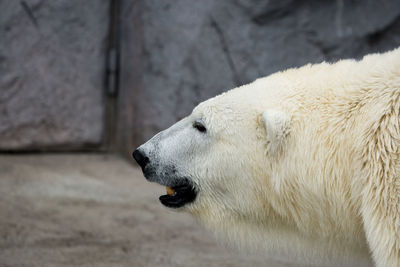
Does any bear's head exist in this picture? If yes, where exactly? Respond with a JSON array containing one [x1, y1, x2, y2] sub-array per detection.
[[133, 81, 292, 228], [130, 58, 382, 266]]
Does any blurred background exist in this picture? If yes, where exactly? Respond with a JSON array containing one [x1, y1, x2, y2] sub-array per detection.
[[0, 0, 399, 266], [2, 0, 400, 155]]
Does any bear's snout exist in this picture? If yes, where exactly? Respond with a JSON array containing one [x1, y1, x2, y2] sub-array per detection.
[[132, 149, 150, 170]]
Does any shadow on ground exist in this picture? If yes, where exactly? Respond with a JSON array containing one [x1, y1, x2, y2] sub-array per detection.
[[0, 154, 296, 267]]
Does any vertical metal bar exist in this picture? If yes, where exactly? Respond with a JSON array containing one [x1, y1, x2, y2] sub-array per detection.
[[106, 0, 120, 97], [104, 0, 121, 152]]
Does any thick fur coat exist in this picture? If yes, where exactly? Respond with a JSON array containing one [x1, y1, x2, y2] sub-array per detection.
[[136, 48, 400, 266]]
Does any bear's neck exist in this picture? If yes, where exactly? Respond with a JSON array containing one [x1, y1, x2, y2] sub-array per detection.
[[191, 203, 371, 266]]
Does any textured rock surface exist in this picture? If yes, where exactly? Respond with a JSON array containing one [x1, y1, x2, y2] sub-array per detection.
[[0, 0, 109, 150], [2, 0, 400, 151], [122, 0, 400, 147]]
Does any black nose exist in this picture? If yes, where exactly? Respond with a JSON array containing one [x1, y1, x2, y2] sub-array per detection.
[[132, 149, 149, 169]]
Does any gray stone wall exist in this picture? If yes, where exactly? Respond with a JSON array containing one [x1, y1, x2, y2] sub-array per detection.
[[122, 0, 400, 148], [0, 0, 109, 150], [2, 0, 400, 152]]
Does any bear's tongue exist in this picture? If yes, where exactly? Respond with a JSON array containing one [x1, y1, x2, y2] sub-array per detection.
[[166, 186, 175, 196]]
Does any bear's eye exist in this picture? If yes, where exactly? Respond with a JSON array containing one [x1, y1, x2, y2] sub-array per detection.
[[193, 120, 206, 133]]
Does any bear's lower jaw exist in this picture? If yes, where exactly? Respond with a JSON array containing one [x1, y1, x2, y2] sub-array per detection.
[[159, 180, 197, 208]]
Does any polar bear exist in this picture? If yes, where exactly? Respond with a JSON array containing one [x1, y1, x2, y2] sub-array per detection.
[[133, 48, 400, 267]]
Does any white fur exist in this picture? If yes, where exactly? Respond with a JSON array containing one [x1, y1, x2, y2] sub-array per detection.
[[262, 109, 290, 154], [142, 48, 400, 266]]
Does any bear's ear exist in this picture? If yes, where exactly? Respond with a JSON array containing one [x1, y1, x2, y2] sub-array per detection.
[[262, 110, 290, 154]]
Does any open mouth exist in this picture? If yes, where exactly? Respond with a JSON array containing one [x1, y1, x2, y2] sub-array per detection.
[[158, 178, 197, 208]]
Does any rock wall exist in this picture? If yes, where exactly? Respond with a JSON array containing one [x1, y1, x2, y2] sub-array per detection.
[[0, 0, 109, 150], [2, 0, 400, 152], [122, 0, 400, 148]]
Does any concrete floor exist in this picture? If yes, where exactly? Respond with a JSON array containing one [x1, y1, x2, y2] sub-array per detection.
[[0, 154, 296, 267]]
